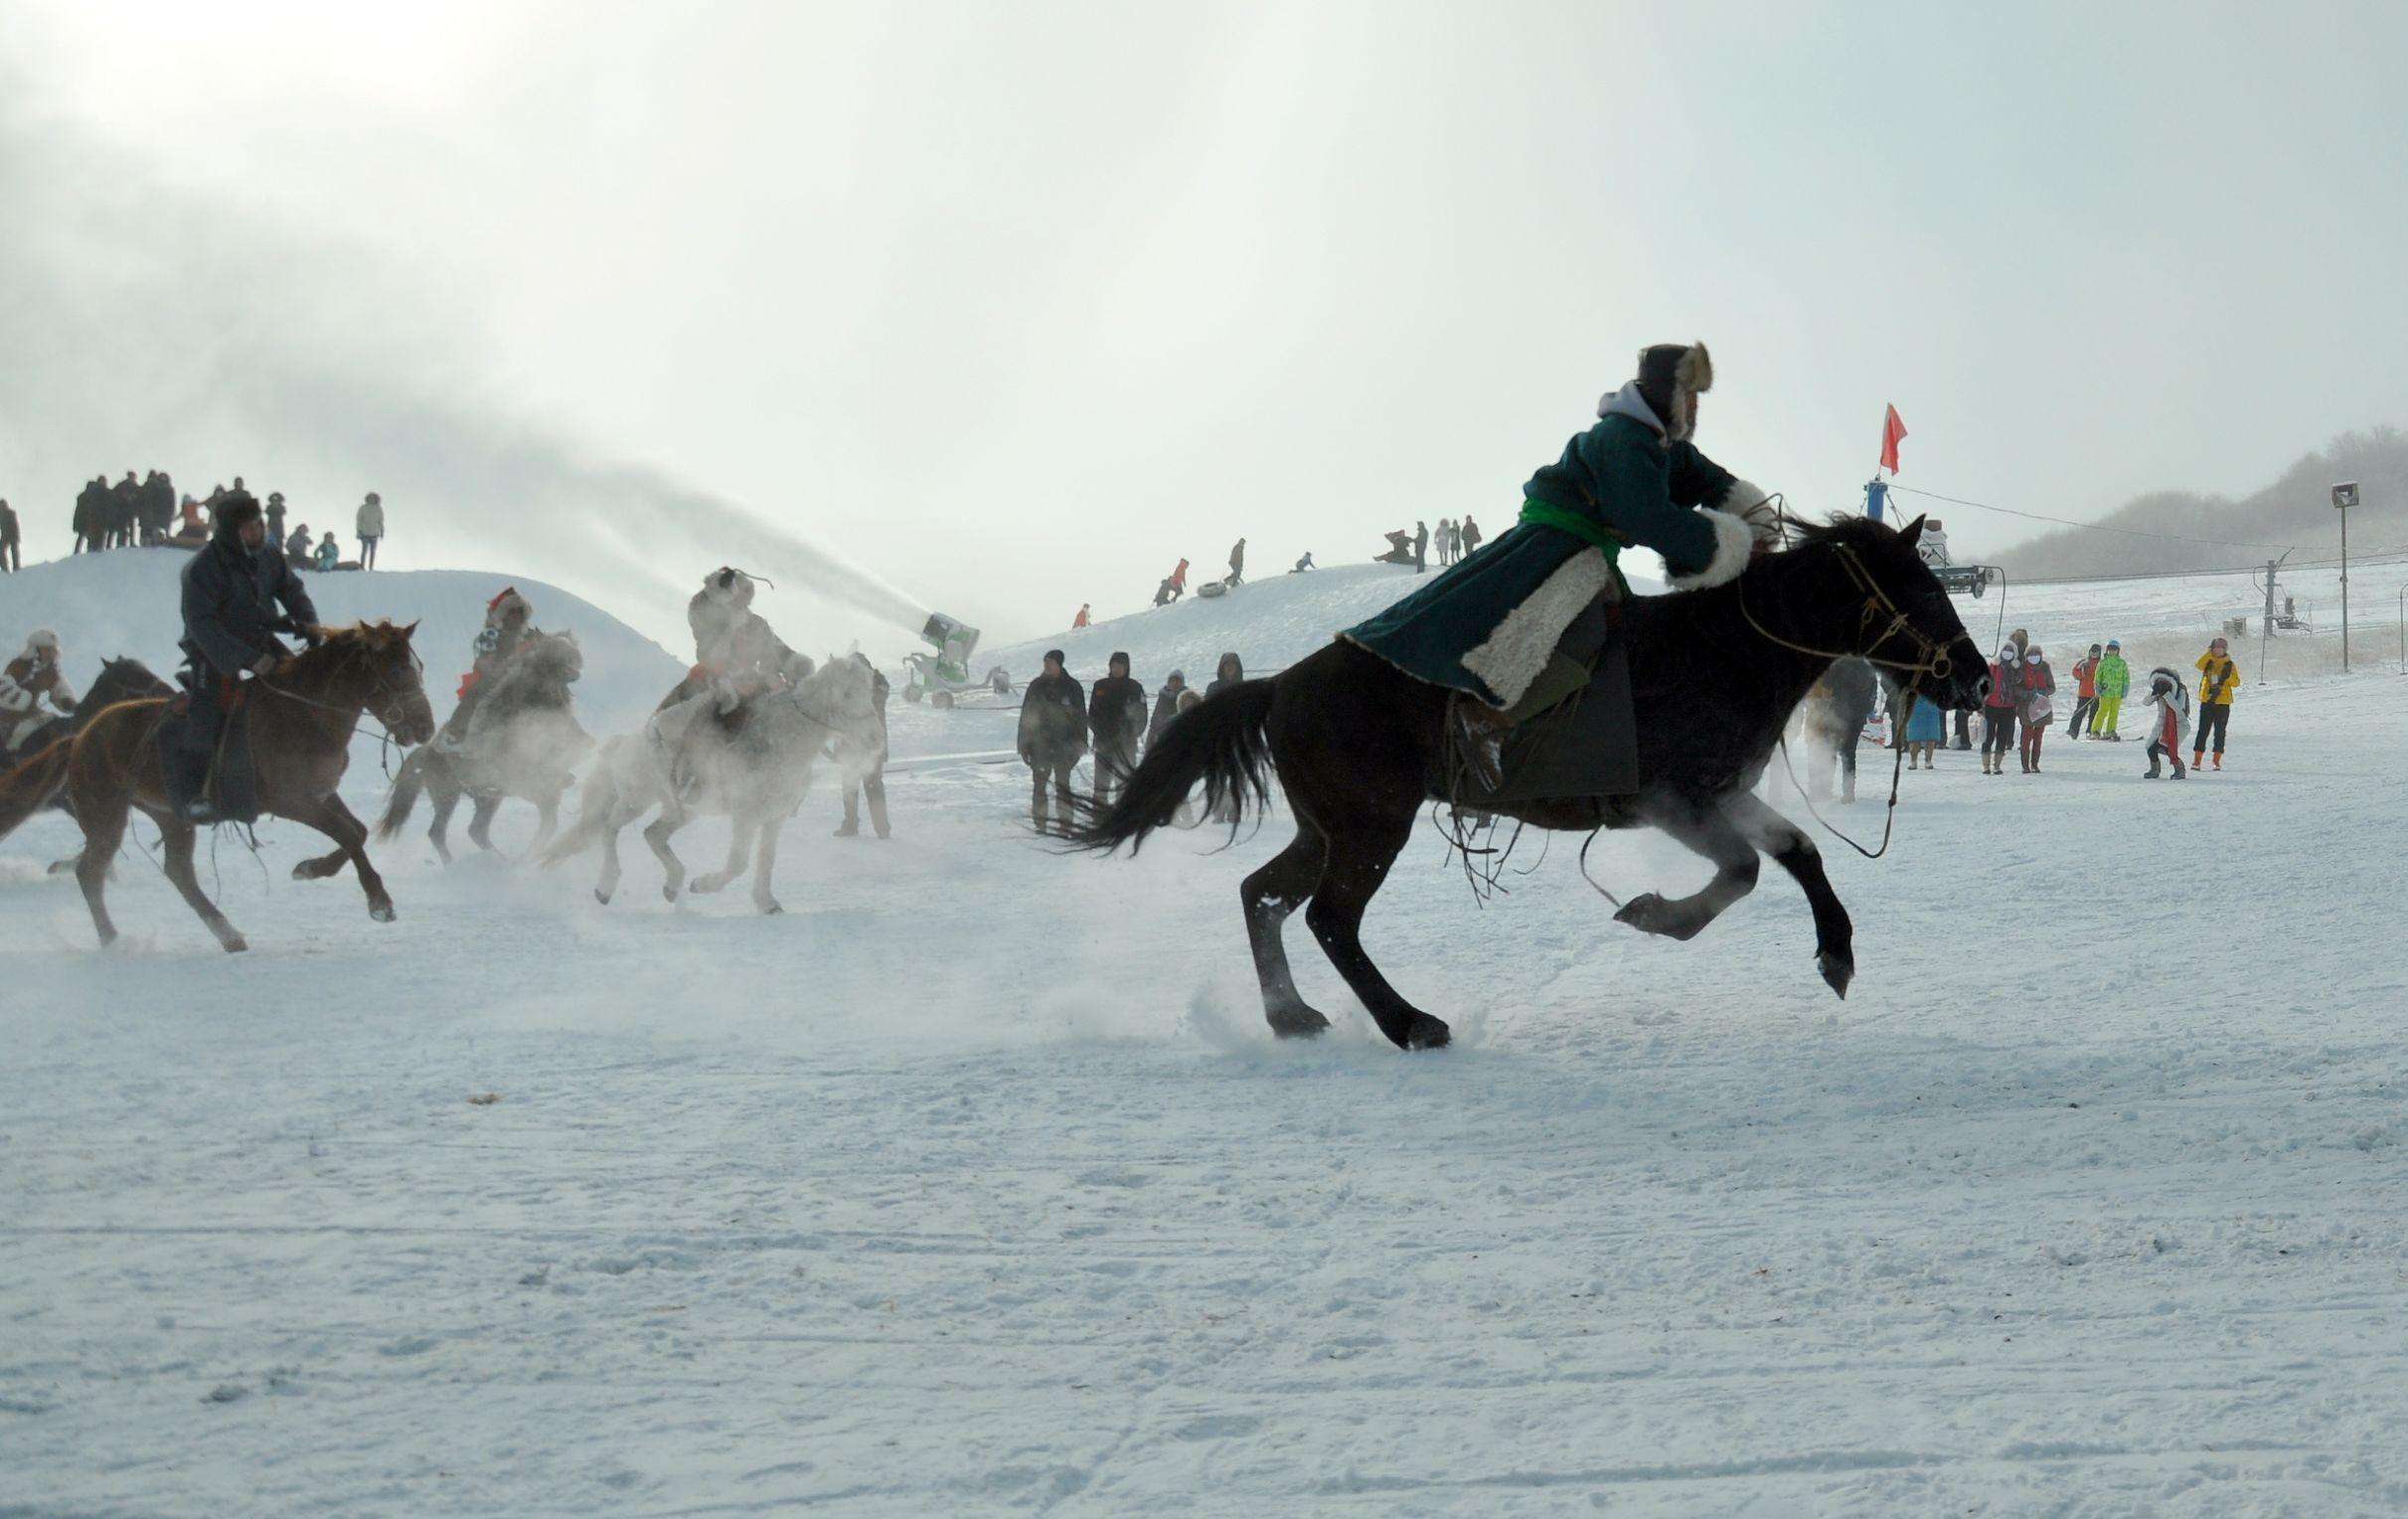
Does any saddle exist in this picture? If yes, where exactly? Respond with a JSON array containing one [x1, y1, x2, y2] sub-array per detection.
[[1448, 591, 1638, 810], [158, 681, 262, 824]]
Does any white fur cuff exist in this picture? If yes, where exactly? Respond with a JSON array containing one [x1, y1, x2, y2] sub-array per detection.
[[1667, 507, 1754, 591], [1719, 478, 1781, 547]]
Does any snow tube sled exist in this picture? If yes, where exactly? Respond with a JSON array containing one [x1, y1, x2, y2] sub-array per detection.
[[1197, 581, 1229, 599]]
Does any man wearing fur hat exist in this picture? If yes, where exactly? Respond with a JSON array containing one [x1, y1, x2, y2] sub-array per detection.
[[176, 494, 322, 818], [1342, 342, 1777, 783]]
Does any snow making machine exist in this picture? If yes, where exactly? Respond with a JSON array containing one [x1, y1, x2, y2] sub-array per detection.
[[901, 612, 1013, 708]]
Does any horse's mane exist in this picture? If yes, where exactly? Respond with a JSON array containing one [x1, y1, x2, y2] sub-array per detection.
[[279, 620, 415, 681], [1781, 512, 1906, 556]]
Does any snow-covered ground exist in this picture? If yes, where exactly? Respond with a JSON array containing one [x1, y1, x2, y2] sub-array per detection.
[[6, 551, 2408, 1514]]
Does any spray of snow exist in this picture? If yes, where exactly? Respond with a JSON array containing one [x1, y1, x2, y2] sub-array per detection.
[[0, 92, 927, 651]]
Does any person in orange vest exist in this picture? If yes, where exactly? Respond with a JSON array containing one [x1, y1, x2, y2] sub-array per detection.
[[1072, 603, 1091, 630], [2067, 643, 2102, 739]]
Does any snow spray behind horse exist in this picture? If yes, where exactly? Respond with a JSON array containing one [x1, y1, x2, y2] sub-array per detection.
[[1068, 516, 1989, 1050]]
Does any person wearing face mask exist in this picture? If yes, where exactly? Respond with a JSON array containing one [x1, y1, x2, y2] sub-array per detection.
[[2017, 643, 2056, 772], [1981, 640, 2022, 775]]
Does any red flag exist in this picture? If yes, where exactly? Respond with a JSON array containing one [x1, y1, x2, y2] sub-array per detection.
[[1879, 405, 1907, 474]]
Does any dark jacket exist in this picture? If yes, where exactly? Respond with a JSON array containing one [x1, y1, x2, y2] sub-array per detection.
[[0, 502, 18, 544], [1146, 682, 1187, 750], [1204, 654, 1244, 699], [1018, 669, 1088, 764], [1807, 656, 1878, 737], [1087, 674, 1147, 755], [180, 529, 321, 679]]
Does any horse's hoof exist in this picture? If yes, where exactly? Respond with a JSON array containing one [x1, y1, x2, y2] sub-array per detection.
[[595, 888, 612, 906], [369, 901, 397, 924], [758, 900, 784, 917], [223, 935, 248, 954], [662, 885, 680, 904], [1613, 893, 1669, 933], [689, 876, 723, 896], [1817, 951, 1853, 1000], [1267, 1006, 1333, 1039], [1401, 1013, 1452, 1051]]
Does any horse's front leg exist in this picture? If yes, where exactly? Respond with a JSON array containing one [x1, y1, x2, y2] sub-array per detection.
[[1612, 804, 1761, 943], [749, 810, 784, 915], [689, 815, 757, 896], [1724, 792, 1854, 998], [526, 792, 561, 861], [466, 794, 502, 853], [290, 794, 397, 923]]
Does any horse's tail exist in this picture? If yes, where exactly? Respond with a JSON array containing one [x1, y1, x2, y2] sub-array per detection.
[[375, 749, 430, 840], [0, 737, 77, 843], [537, 741, 624, 867], [1065, 679, 1276, 855]]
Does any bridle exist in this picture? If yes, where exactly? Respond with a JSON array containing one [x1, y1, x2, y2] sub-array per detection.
[[1734, 541, 1963, 861], [1736, 542, 1955, 685], [255, 643, 431, 773]]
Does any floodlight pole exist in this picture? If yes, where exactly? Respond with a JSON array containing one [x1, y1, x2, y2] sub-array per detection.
[[2258, 551, 2287, 686], [2332, 482, 2358, 673]]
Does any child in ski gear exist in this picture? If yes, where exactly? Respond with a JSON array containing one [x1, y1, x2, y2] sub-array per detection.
[[2193, 637, 2238, 769], [1292, 552, 1316, 573], [1902, 684, 1946, 767], [1982, 641, 2022, 774], [1154, 559, 1189, 605], [313, 532, 341, 572], [2068, 644, 2101, 738], [1019, 649, 1087, 834], [2018, 644, 2056, 772], [2093, 639, 2129, 738]]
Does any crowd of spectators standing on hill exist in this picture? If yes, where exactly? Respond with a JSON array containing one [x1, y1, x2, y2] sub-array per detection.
[[3, 471, 393, 572]]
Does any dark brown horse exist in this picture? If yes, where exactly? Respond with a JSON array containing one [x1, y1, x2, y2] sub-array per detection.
[[0, 622, 436, 951], [1070, 515, 1990, 1050], [2, 656, 181, 875]]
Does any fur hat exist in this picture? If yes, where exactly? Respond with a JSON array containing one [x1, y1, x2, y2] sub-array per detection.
[[26, 627, 59, 653], [703, 567, 753, 604], [1635, 342, 1713, 442]]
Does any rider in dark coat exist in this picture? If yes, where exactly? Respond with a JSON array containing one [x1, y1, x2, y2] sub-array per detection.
[[176, 494, 320, 818]]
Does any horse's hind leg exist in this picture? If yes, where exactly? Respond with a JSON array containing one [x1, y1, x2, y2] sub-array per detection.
[[424, 786, 460, 864], [1241, 825, 1333, 1038], [1611, 807, 1761, 943], [643, 806, 690, 902], [1306, 824, 1450, 1050], [1725, 792, 1854, 998], [526, 793, 561, 861], [466, 795, 501, 854], [157, 814, 247, 953]]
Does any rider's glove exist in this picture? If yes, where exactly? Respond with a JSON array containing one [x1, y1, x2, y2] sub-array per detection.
[[250, 655, 278, 676]]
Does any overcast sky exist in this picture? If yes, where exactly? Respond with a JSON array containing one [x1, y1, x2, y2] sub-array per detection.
[[5, 0, 2403, 651]]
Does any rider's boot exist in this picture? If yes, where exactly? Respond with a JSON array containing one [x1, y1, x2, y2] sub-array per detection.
[[1449, 695, 1511, 793]]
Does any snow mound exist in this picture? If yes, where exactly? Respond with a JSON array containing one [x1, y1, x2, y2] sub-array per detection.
[[0, 551, 685, 738]]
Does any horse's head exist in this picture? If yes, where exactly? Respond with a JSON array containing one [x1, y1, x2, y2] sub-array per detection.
[[315, 620, 438, 746], [83, 657, 176, 714], [517, 627, 584, 686], [796, 649, 883, 754], [1781, 515, 1989, 712]]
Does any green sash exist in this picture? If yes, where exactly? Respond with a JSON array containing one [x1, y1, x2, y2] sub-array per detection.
[[1518, 498, 1627, 561]]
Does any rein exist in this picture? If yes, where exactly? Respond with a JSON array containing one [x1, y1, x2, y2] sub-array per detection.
[[1734, 544, 1951, 861], [254, 660, 422, 777]]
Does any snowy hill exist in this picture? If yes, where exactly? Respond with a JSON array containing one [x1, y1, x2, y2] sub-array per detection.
[[0, 550, 686, 739]]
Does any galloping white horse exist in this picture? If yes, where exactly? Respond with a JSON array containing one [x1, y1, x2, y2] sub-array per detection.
[[541, 655, 881, 915]]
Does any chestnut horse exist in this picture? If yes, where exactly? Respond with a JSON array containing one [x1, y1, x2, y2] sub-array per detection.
[[0, 622, 436, 951], [1068, 516, 1990, 1050]]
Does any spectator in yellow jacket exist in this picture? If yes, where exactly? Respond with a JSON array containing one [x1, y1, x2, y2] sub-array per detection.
[[2192, 637, 2239, 769]]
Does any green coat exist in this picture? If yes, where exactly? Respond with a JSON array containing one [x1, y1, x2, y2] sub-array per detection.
[[1344, 412, 1739, 707], [2095, 654, 2130, 700]]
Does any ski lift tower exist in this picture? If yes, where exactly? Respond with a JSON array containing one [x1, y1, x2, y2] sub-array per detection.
[[2333, 480, 2358, 672]]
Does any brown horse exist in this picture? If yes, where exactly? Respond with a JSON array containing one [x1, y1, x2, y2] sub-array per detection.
[[0, 622, 436, 952], [1069, 516, 1991, 1050]]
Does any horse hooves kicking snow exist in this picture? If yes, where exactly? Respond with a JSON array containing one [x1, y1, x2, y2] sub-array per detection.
[[1817, 951, 1853, 1000]]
